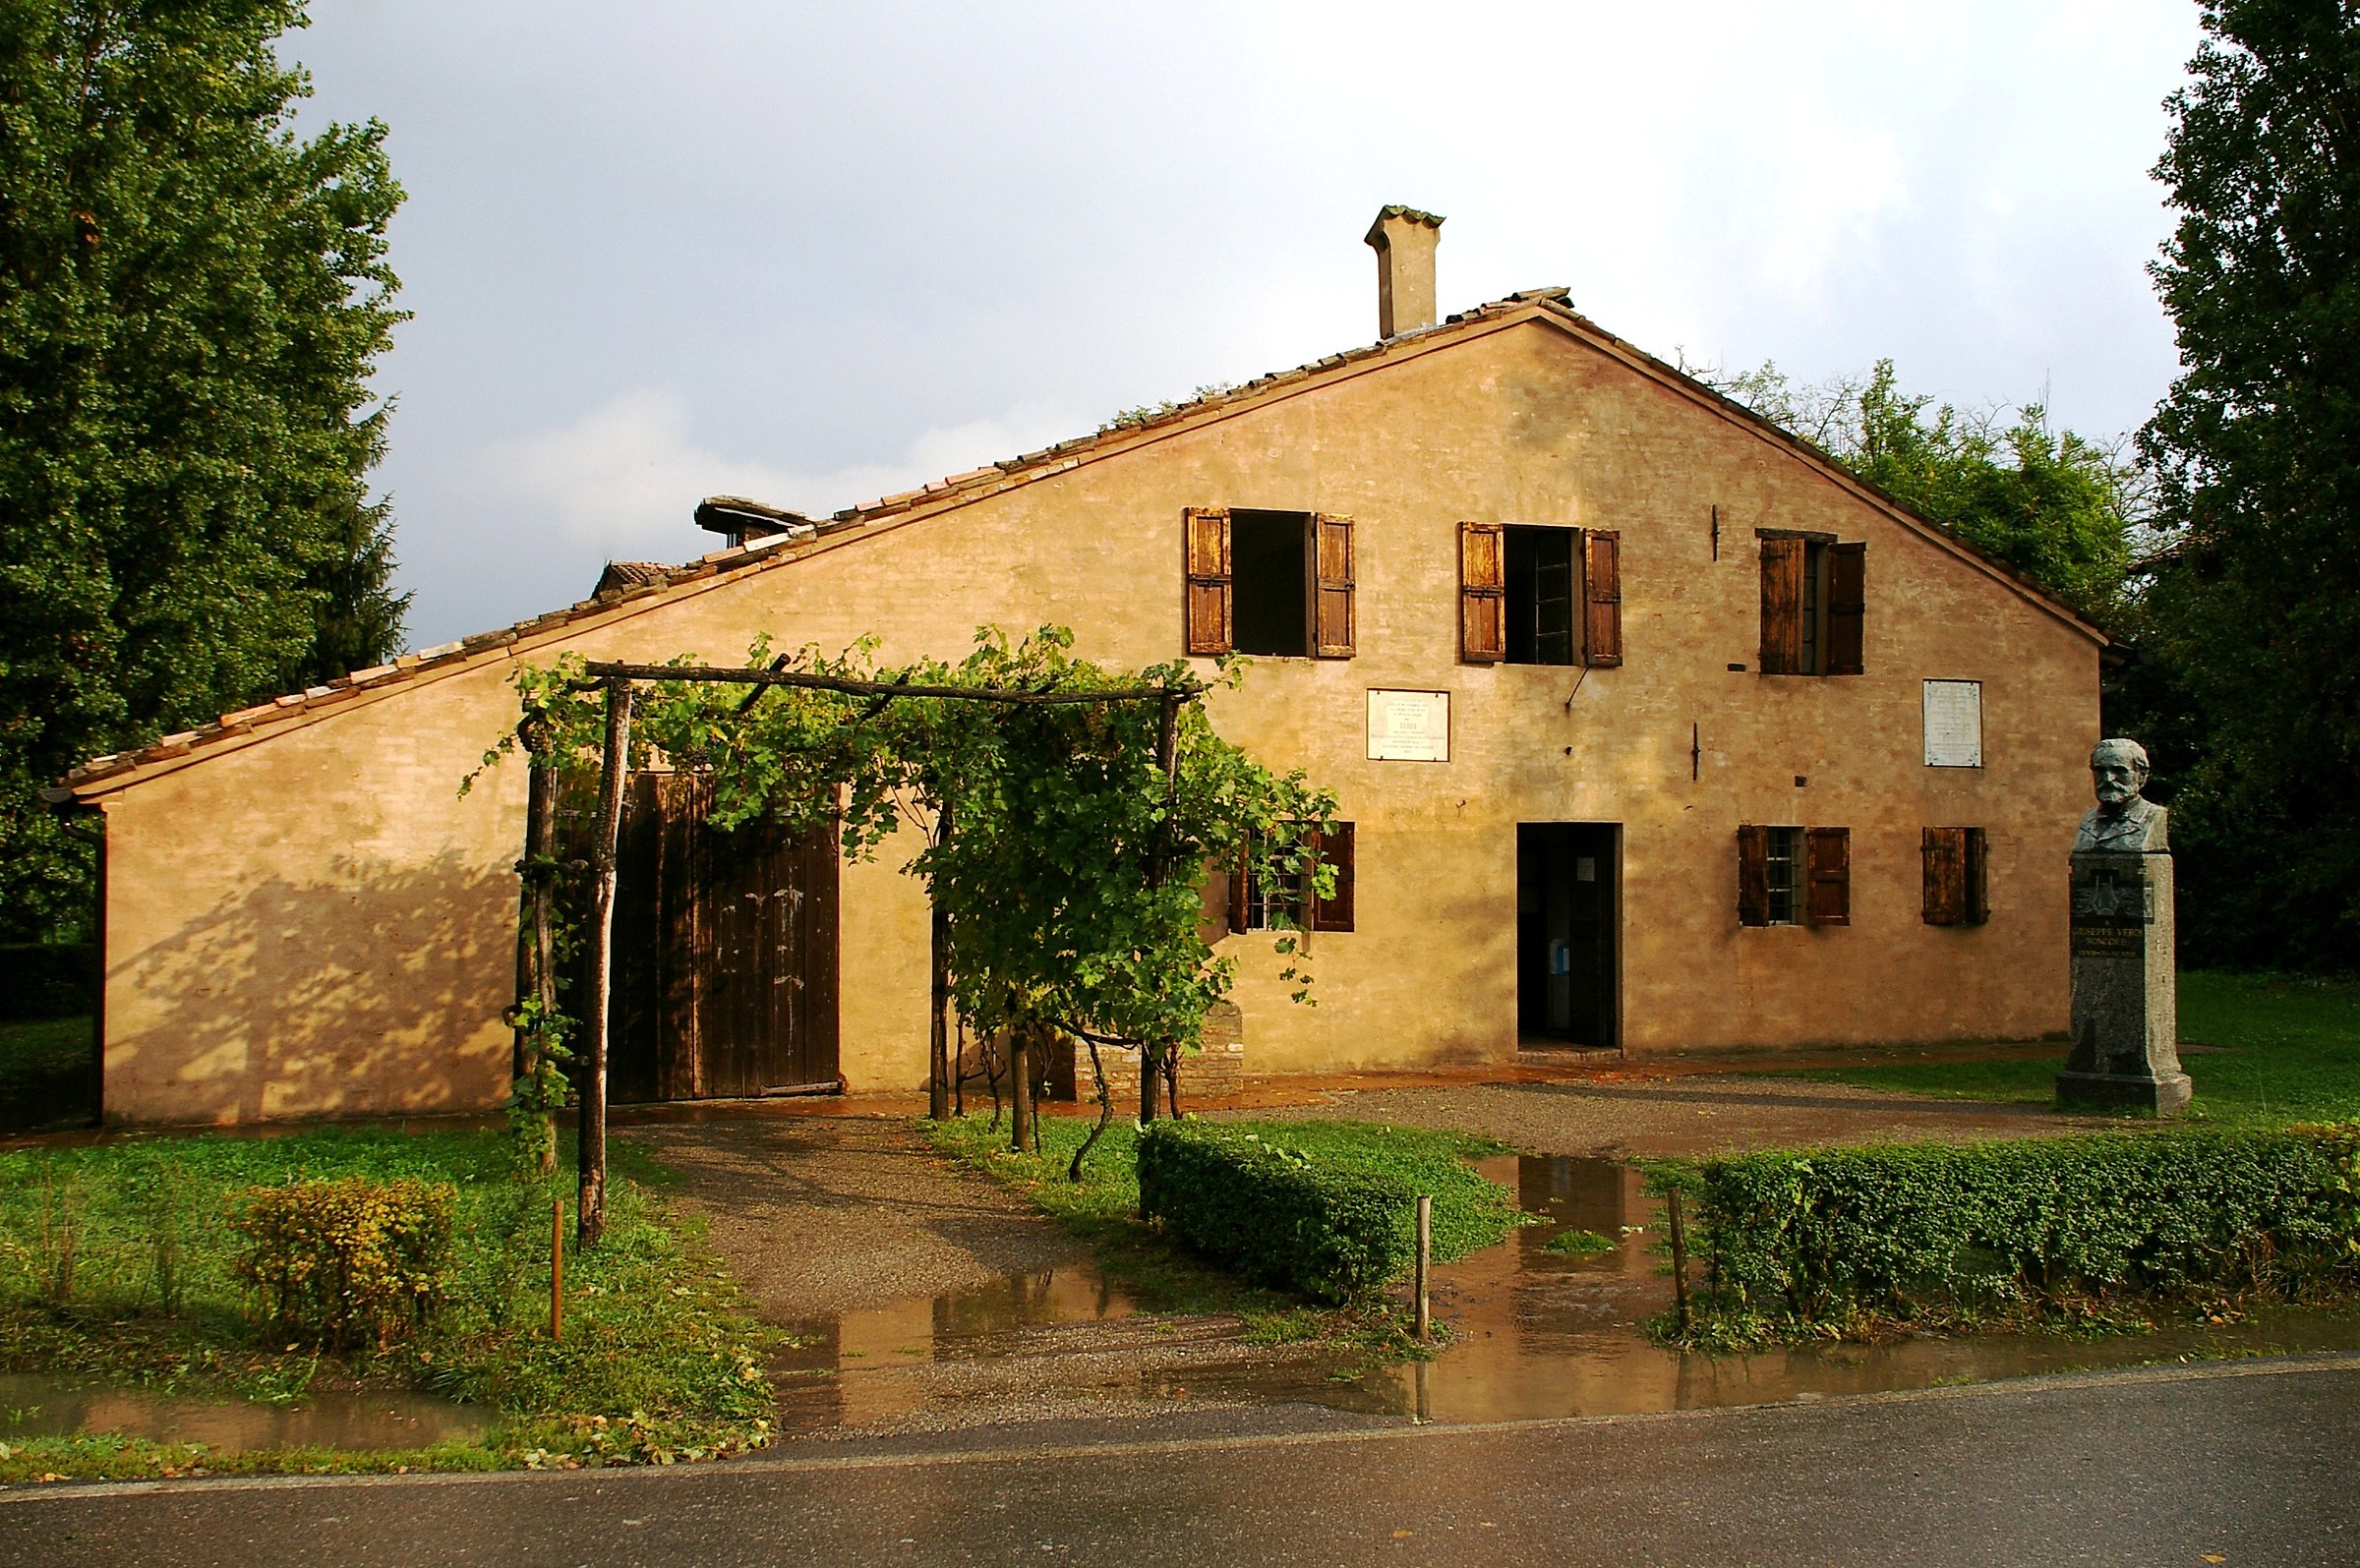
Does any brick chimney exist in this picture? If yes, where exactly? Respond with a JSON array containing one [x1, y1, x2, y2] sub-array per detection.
[[1365, 205, 1445, 339]]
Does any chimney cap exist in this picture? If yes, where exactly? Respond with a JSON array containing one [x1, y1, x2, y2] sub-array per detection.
[[694, 494, 814, 540], [1364, 204, 1445, 247]]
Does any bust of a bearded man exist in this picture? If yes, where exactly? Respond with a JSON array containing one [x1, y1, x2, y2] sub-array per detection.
[[2073, 738, 2167, 853]]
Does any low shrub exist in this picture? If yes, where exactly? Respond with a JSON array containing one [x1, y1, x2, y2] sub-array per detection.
[[1136, 1121, 1519, 1304], [230, 1178, 457, 1352], [1690, 1128, 2360, 1333]]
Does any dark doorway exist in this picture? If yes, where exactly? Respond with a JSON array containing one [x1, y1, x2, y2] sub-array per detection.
[[571, 772, 842, 1101], [1516, 823, 1619, 1051]]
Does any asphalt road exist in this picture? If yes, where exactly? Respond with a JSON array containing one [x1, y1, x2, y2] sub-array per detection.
[[8, 1358, 2355, 1568]]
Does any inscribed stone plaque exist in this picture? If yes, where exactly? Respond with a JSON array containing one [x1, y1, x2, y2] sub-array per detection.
[[1367, 689, 1450, 762], [1922, 679, 1982, 768]]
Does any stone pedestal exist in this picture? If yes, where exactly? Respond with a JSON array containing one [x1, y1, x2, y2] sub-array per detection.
[[2058, 850, 2190, 1114]]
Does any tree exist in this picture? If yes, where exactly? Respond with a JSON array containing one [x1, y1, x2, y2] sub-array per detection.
[[483, 628, 1333, 1176], [2127, 0, 2360, 969], [1708, 359, 2140, 620], [0, 0, 407, 943]]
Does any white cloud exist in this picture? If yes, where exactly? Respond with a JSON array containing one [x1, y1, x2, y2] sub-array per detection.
[[480, 390, 1082, 564]]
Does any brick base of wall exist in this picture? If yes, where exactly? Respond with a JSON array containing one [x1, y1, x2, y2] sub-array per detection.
[[1032, 1000, 1247, 1105]]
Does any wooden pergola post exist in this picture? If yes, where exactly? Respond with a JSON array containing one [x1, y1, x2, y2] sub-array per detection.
[[579, 677, 633, 1248], [1141, 691, 1182, 1126], [928, 800, 955, 1122]]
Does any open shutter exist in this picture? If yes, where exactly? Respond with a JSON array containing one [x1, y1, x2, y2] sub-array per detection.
[[1965, 827, 1990, 925], [1184, 507, 1232, 656], [1737, 825, 1770, 927], [1314, 514, 1356, 658], [1758, 537, 1804, 673], [1921, 827, 1967, 925], [1460, 522, 1505, 664], [1311, 822, 1356, 932], [1806, 827, 1851, 926], [1826, 541, 1865, 675], [1229, 840, 1254, 932], [1581, 529, 1622, 668]]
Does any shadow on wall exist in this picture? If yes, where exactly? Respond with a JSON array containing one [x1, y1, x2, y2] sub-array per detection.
[[110, 851, 515, 1126]]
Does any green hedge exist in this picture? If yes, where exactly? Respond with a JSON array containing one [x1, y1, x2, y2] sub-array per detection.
[[1694, 1129, 2360, 1325], [1135, 1120, 1519, 1304]]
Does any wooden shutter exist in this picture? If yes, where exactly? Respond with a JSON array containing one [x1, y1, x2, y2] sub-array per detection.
[[1311, 822, 1356, 932], [1826, 541, 1865, 675], [1737, 825, 1770, 927], [1806, 827, 1851, 926], [1229, 840, 1254, 932], [1921, 827, 1967, 925], [1581, 529, 1622, 668], [1965, 827, 1990, 925], [1184, 507, 1232, 656], [1758, 537, 1804, 674], [1460, 522, 1505, 664], [1314, 514, 1356, 658]]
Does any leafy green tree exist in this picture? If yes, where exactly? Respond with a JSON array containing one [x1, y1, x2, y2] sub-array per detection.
[[485, 629, 1333, 1171], [2130, 0, 2360, 970], [1709, 359, 2139, 620], [0, 0, 407, 943]]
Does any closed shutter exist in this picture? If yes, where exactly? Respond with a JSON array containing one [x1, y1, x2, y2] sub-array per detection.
[[1460, 522, 1505, 663], [1965, 827, 1990, 925], [1759, 537, 1804, 673], [1826, 542, 1865, 675], [1582, 529, 1622, 668], [1921, 827, 1967, 925], [1184, 507, 1233, 656], [1314, 514, 1356, 658], [1806, 827, 1851, 926], [1737, 825, 1770, 927], [1312, 822, 1356, 932]]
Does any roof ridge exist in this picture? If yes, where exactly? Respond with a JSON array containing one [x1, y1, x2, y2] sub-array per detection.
[[49, 287, 2095, 798]]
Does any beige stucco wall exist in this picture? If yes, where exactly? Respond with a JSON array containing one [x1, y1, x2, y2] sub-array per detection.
[[87, 313, 2098, 1124]]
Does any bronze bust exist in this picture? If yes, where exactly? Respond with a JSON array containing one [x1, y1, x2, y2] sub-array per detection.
[[2073, 738, 2167, 853]]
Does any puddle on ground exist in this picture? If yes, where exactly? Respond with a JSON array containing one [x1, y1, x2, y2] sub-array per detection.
[[773, 1265, 1138, 1430], [770, 1154, 2360, 1435], [0, 1373, 485, 1453], [1324, 1155, 2360, 1423]]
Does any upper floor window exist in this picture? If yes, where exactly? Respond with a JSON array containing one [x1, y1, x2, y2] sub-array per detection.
[[1185, 507, 1354, 659], [1758, 534, 1863, 675], [1461, 522, 1622, 667]]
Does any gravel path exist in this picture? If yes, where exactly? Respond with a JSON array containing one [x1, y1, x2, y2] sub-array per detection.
[[624, 1117, 1089, 1320], [1234, 1075, 2113, 1157]]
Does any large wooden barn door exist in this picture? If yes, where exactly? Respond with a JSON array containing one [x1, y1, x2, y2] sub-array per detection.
[[596, 772, 840, 1102]]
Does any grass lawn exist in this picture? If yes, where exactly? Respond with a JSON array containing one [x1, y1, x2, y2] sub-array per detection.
[[0, 1128, 773, 1482], [924, 1111, 1521, 1348], [1792, 971, 2360, 1125], [0, 1016, 96, 1136]]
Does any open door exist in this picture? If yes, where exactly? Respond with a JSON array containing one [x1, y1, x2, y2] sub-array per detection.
[[1516, 823, 1620, 1051]]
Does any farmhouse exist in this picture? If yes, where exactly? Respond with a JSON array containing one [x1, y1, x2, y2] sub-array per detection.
[[50, 208, 2102, 1127]]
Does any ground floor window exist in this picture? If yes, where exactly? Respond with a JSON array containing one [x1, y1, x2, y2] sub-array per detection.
[[1738, 824, 1850, 927]]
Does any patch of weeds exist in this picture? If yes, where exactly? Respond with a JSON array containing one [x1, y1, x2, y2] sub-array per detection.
[[1541, 1228, 1617, 1256], [0, 1129, 775, 1479]]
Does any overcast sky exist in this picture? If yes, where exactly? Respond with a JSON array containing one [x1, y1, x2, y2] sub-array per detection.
[[289, 1, 2205, 649]]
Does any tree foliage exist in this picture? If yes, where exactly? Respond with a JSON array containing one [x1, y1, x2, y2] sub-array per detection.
[[0, 0, 407, 942], [2125, 0, 2360, 969], [482, 628, 1335, 1111], [1708, 359, 2140, 621]]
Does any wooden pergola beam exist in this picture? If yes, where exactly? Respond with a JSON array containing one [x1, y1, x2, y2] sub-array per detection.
[[580, 661, 1205, 705]]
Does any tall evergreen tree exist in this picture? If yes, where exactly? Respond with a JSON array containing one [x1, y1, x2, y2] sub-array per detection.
[[0, 0, 406, 942], [2133, 0, 2360, 968]]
